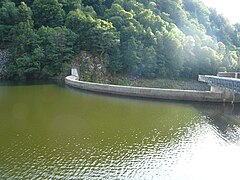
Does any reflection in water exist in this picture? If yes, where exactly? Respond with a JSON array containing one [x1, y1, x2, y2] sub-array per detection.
[[194, 103, 240, 144], [0, 83, 240, 179]]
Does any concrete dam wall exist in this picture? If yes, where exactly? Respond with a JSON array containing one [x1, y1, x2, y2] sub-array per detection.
[[65, 75, 239, 103]]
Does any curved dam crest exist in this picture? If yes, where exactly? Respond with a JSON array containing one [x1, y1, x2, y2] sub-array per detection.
[[65, 75, 239, 103]]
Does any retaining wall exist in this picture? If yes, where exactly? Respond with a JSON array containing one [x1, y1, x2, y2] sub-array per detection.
[[65, 76, 240, 103]]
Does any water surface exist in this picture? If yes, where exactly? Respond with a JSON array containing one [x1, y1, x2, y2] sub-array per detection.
[[0, 82, 240, 179]]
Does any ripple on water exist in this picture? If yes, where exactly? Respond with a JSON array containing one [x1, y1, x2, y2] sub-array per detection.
[[1, 84, 240, 179], [1, 117, 240, 180], [0, 117, 201, 179], [0, 129, 240, 179]]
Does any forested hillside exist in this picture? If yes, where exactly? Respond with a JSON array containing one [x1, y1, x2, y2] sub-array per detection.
[[0, 0, 239, 80]]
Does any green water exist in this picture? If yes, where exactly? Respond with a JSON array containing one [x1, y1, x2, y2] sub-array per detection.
[[0, 82, 240, 179]]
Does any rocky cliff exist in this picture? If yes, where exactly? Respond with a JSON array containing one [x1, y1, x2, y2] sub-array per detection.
[[0, 49, 8, 78], [71, 51, 110, 83]]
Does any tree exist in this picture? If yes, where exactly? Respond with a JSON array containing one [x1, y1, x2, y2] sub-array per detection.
[[32, 0, 65, 28], [0, 0, 18, 46], [65, 8, 95, 50], [136, 8, 164, 32], [107, 46, 122, 73], [82, 0, 106, 16], [142, 46, 157, 78], [105, 3, 134, 29], [7, 2, 39, 79], [162, 27, 185, 78], [105, 0, 114, 8], [122, 36, 143, 76], [194, 46, 222, 75], [1, 0, 240, 80], [9, 2, 37, 57], [209, 9, 235, 48], [184, 0, 210, 28], [181, 35, 197, 78], [11, 0, 33, 6], [37, 26, 77, 78], [157, 0, 188, 28], [87, 19, 120, 58], [59, 0, 82, 13]]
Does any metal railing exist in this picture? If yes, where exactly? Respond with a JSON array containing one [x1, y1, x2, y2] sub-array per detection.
[[199, 75, 240, 94]]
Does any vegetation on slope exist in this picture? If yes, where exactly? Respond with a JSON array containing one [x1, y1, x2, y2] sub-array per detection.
[[0, 0, 239, 80]]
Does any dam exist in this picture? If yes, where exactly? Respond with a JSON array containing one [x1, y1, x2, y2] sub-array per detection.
[[199, 72, 240, 103], [65, 69, 240, 103]]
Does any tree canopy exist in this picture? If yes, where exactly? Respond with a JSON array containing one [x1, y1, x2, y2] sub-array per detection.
[[1, 0, 240, 80]]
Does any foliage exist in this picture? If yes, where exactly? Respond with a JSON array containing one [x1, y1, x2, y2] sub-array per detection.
[[36, 26, 77, 78], [1, 0, 240, 80], [0, 0, 18, 47], [32, 0, 66, 28]]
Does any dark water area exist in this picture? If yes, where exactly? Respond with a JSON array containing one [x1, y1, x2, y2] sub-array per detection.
[[0, 82, 239, 179]]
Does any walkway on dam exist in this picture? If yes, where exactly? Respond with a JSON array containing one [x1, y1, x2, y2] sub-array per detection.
[[199, 72, 240, 94]]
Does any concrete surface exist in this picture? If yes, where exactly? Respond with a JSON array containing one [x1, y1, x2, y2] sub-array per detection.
[[65, 75, 240, 103]]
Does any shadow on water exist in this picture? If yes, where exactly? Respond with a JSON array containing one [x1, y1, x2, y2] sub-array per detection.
[[193, 102, 240, 144], [0, 79, 60, 87], [63, 82, 201, 106]]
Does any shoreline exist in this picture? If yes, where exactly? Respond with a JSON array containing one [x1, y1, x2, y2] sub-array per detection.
[[65, 75, 238, 103]]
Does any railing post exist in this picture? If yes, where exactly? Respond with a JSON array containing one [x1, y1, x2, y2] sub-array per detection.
[[71, 68, 79, 79]]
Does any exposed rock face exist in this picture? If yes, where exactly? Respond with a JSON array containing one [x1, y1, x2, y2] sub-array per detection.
[[71, 51, 110, 83], [0, 49, 8, 78]]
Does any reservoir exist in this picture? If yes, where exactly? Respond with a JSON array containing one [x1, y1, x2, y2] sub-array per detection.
[[0, 82, 240, 179]]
